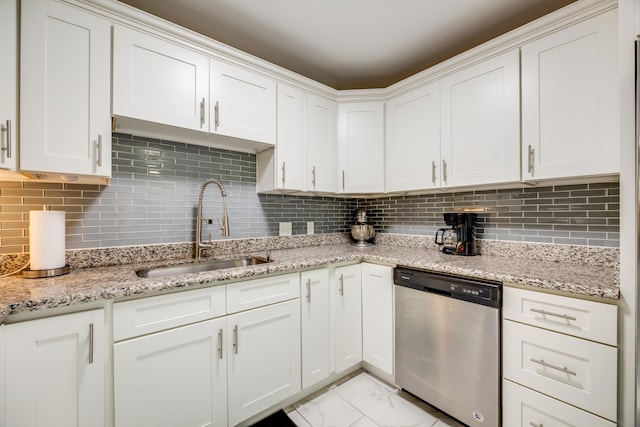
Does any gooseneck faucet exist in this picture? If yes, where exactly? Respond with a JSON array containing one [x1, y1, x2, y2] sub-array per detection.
[[195, 178, 230, 260]]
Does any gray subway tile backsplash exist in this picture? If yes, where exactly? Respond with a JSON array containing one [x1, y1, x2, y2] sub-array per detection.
[[0, 133, 620, 254]]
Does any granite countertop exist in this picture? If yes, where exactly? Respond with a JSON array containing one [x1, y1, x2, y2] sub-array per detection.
[[0, 243, 619, 323]]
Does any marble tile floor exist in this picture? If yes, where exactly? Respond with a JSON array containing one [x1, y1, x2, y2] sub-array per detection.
[[285, 371, 466, 427]]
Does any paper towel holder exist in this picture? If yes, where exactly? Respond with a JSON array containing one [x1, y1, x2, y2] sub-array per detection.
[[23, 205, 70, 279]]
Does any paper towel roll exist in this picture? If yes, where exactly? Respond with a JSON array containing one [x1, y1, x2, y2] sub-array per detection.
[[29, 209, 66, 270]]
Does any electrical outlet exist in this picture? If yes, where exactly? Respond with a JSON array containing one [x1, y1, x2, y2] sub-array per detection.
[[279, 222, 292, 236], [307, 221, 314, 235]]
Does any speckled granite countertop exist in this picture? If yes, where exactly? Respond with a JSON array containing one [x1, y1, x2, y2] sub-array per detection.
[[0, 241, 619, 323]]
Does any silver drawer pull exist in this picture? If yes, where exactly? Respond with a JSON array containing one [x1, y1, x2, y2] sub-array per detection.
[[217, 329, 223, 359], [530, 358, 576, 376], [306, 278, 311, 303], [530, 308, 577, 321], [1, 120, 11, 159], [529, 422, 543, 427], [339, 274, 344, 296], [88, 323, 94, 364]]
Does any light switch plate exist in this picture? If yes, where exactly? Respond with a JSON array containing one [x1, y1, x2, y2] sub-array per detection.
[[279, 222, 292, 236], [307, 222, 314, 235]]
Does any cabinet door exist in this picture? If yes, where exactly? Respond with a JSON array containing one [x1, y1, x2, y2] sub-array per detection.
[[5, 309, 105, 427], [112, 25, 210, 132], [337, 102, 384, 193], [114, 317, 227, 427], [440, 49, 520, 187], [307, 93, 337, 192], [227, 299, 301, 426], [0, 0, 17, 170], [210, 59, 276, 145], [385, 82, 440, 191], [522, 10, 618, 180], [20, 0, 111, 177], [361, 263, 393, 375], [301, 268, 331, 389], [276, 82, 306, 191], [333, 264, 362, 373]]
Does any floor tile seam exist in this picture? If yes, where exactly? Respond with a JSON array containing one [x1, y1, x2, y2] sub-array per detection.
[[327, 386, 372, 427]]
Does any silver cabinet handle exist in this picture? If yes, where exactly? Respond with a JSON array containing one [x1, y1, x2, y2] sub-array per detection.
[[311, 166, 316, 188], [233, 324, 238, 354], [1, 120, 11, 159], [528, 144, 534, 174], [217, 329, 223, 359], [88, 323, 94, 364], [306, 278, 311, 303], [342, 170, 345, 191], [96, 135, 103, 167], [442, 159, 448, 184], [214, 101, 220, 130], [530, 308, 576, 322], [200, 98, 205, 128], [339, 274, 344, 296], [281, 162, 286, 186], [529, 422, 543, 427], [431, 160, 436, 185], [530, 358, 576, 376]]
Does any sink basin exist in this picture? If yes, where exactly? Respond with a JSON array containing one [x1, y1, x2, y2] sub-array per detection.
[[136, 257, 270, 278]]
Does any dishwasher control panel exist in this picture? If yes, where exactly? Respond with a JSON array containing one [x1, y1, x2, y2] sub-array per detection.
[[394, 266, 501, 308]]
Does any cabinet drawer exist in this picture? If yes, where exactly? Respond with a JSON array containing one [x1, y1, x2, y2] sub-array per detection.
[[227, 273, 300, 314], [503, 286, 617, 345], [114, 286, 226, 341], [503, 379, 615, 427], [503, 320, 617, 421]]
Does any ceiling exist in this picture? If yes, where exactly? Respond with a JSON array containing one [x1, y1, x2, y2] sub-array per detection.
[[118, 0, 576, 90]]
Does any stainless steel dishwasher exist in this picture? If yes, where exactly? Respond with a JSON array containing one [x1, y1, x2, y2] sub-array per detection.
[[394, 267, 501, 427]]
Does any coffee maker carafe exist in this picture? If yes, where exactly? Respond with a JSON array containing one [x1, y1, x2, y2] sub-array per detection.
[[434, 212, 477, 256]]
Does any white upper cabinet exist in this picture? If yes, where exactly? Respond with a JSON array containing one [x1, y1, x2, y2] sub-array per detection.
[[521, 10, 618, 181], [440, 49, 520, 188], [385, 82, 440, 192], [0, 0, 17, 171], [210, 59, 276, 145], [20, 0, 111, 179], [276, 83, 306, 191], [307, 93, 337, 193], [337, 102, 384, 193], [112, 25, 210, 132]]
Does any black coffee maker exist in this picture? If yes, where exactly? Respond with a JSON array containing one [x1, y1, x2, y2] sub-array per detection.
[[434, 212, 477, 256]]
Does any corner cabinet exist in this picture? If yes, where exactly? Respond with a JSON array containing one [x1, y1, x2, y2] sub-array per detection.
[[440, 49, 520, 188], [361, 263, 393, 376], [20, 0, 111, 180], [521, 9, 619, 181], [333, 264, 362, 373], [112, 24, 210, 132], [385, 82, 440, 192], [0, 0, 17, 171], [4, 309, 105, 427], [337, 102, 384, 194]]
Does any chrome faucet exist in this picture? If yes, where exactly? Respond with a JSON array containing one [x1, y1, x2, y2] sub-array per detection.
[[195, 178, 230, 260]]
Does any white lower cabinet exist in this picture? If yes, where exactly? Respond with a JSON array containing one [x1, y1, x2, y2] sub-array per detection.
[[502, 286, 618, 424], [4, 309, 105, 427], [114, 317, 228, 427], [503, 379, 615, 427], [226, 299, 301, 426], [333, 264, 362, 373], [361, 263, 393, 375], [301, 268, 331, 389]]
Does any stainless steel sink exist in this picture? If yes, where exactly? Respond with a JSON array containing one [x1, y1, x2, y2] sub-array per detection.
[[136, 257, 270, 278]]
